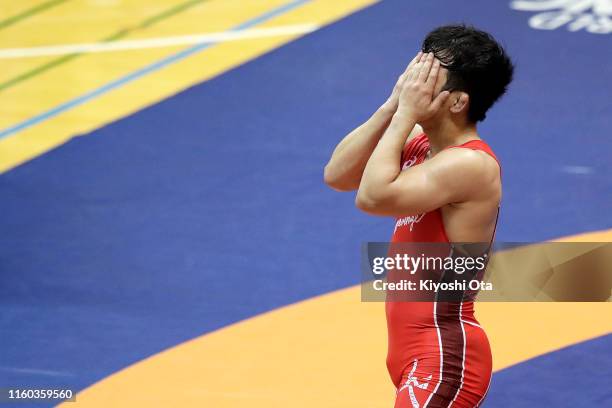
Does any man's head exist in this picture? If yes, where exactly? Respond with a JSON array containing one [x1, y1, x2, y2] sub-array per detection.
[[422, 24, 514, 124]]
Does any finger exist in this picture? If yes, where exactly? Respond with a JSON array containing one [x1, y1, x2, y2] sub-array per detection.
[[429, 90, 451, 112], [417, 52, 435, 83], [405, 54, 422, 82], [426, 58, 441, 85], [403, 51, 423, 76]]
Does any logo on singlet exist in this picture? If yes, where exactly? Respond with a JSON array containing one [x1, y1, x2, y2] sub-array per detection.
[[402, 156, 417, 170], [510, 0, 612, 34], [396, 155, 425, 234], [398, 359, 433, 408], [394, 213, 426, 233]]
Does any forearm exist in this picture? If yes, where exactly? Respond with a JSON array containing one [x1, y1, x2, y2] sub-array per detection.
[[324, 105, 395, 191], [357, 112, 417, 206]]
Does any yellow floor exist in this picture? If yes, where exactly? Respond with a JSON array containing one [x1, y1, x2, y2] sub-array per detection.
[[4, 3, 609, 407], [58, 291, 612, 408], [59, 230, 612, 408], [0, 0, 378, 172]]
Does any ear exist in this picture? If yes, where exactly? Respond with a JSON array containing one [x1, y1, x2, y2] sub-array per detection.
[[449, 92, 469, 114]]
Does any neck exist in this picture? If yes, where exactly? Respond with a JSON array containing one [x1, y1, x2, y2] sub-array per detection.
[[421, 119, 478, 155]]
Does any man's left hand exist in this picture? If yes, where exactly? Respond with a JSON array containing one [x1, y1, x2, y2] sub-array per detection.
[[397, 52, 450, 122]]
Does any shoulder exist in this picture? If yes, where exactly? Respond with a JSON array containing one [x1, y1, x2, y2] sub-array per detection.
[[436, 146, 499, 177], [428, 147, 500, 198]]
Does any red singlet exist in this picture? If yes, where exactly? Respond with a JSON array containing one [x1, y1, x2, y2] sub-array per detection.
[[387, 134, 499, 408]]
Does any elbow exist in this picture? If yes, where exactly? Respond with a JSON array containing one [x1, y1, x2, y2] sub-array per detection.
[[356, 186, 400, 216], [355, 188, 381, 213], [324, 164, 357, 192]]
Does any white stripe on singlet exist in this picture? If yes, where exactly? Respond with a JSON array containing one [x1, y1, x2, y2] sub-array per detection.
[[475, 368, 493, 407], [461, 319, 483, 329], [424, 301, 444, 408], [449, 302, 467, 407]]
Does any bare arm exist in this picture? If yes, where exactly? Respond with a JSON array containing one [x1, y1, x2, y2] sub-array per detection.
[[357, 133, 495, 217], [324, 52, 424, 192], [357, 52, 476, 216], [323, 108, 422, 191]]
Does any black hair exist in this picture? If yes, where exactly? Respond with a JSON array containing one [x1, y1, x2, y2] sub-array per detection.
[[422, 24, 514, 123]]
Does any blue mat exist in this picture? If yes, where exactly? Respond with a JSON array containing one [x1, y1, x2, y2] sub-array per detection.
[[1, 0, 610, 405]]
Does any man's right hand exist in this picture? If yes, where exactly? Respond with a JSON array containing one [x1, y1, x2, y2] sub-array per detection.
[[382, 51, 424, 113], [324, 52, 425, 192]]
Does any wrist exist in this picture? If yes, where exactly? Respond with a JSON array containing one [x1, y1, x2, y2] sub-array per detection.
[[393, 109, 417, 123], [378, 101, 397, 116]]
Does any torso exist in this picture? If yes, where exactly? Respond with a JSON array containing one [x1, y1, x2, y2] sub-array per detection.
[[385, 133, 500, 406], [392, 133, 501, 244]]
